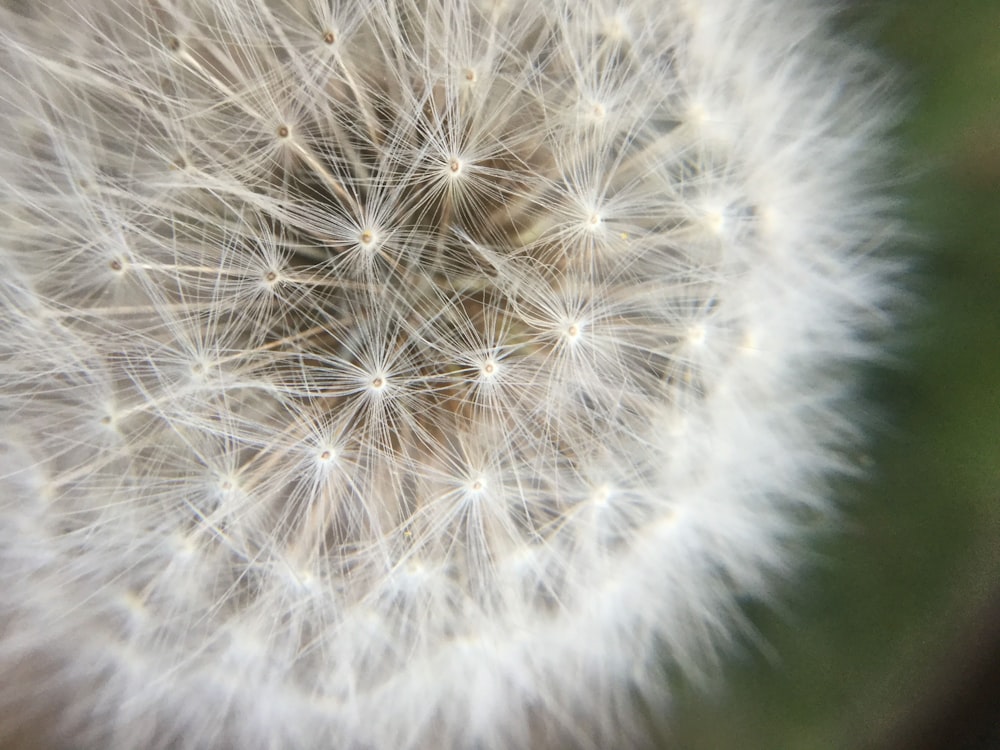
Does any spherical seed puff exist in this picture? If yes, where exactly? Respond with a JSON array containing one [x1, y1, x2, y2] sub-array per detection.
[[0, 1, 899, 748]]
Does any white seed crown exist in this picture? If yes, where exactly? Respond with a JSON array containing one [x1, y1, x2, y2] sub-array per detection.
[[0, 1, 898, 748]]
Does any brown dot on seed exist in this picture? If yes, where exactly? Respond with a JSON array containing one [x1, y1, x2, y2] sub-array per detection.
[[471, 480, 483, 491], [371, 377, 384, 389], [567, 324, 579, 337], [449, 158, 461, 173], [360, 230, 374, 245], [277, 125, 290, 138], [99, 416, 111, 425], [323, 30, 336, 44], [109, 259, 123, 272], [264, 270, 278, 283], [482, 362, 495, 375], [166, 36, 181, 51], [172, 155, 187, 170], [464, 68, 476, 82], [319, 450, 331, 461]]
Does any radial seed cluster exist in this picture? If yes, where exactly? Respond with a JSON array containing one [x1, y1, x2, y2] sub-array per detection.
[[0, 1, 897, 748]]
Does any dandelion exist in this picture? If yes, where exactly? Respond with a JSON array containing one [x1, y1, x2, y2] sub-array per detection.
[[0, 1, 899, 748]]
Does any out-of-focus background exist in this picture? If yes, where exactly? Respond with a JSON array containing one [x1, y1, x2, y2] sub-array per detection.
[[667, 2, 1000, 748]]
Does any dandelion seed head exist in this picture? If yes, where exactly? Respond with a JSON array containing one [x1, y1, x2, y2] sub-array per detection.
[[0, 0, 900, 748]]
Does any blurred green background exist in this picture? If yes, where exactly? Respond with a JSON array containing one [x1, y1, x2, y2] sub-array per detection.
[[667, 2, 1000, 749]]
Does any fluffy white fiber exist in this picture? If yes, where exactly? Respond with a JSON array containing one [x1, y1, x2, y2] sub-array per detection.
[[0, 1, 898, 747]]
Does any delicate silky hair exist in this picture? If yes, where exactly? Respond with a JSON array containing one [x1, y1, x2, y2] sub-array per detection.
[[0, 1, 899, 748]]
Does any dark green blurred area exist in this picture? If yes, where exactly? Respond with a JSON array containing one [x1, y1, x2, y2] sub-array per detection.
[[668, 2, 1000, 748]]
